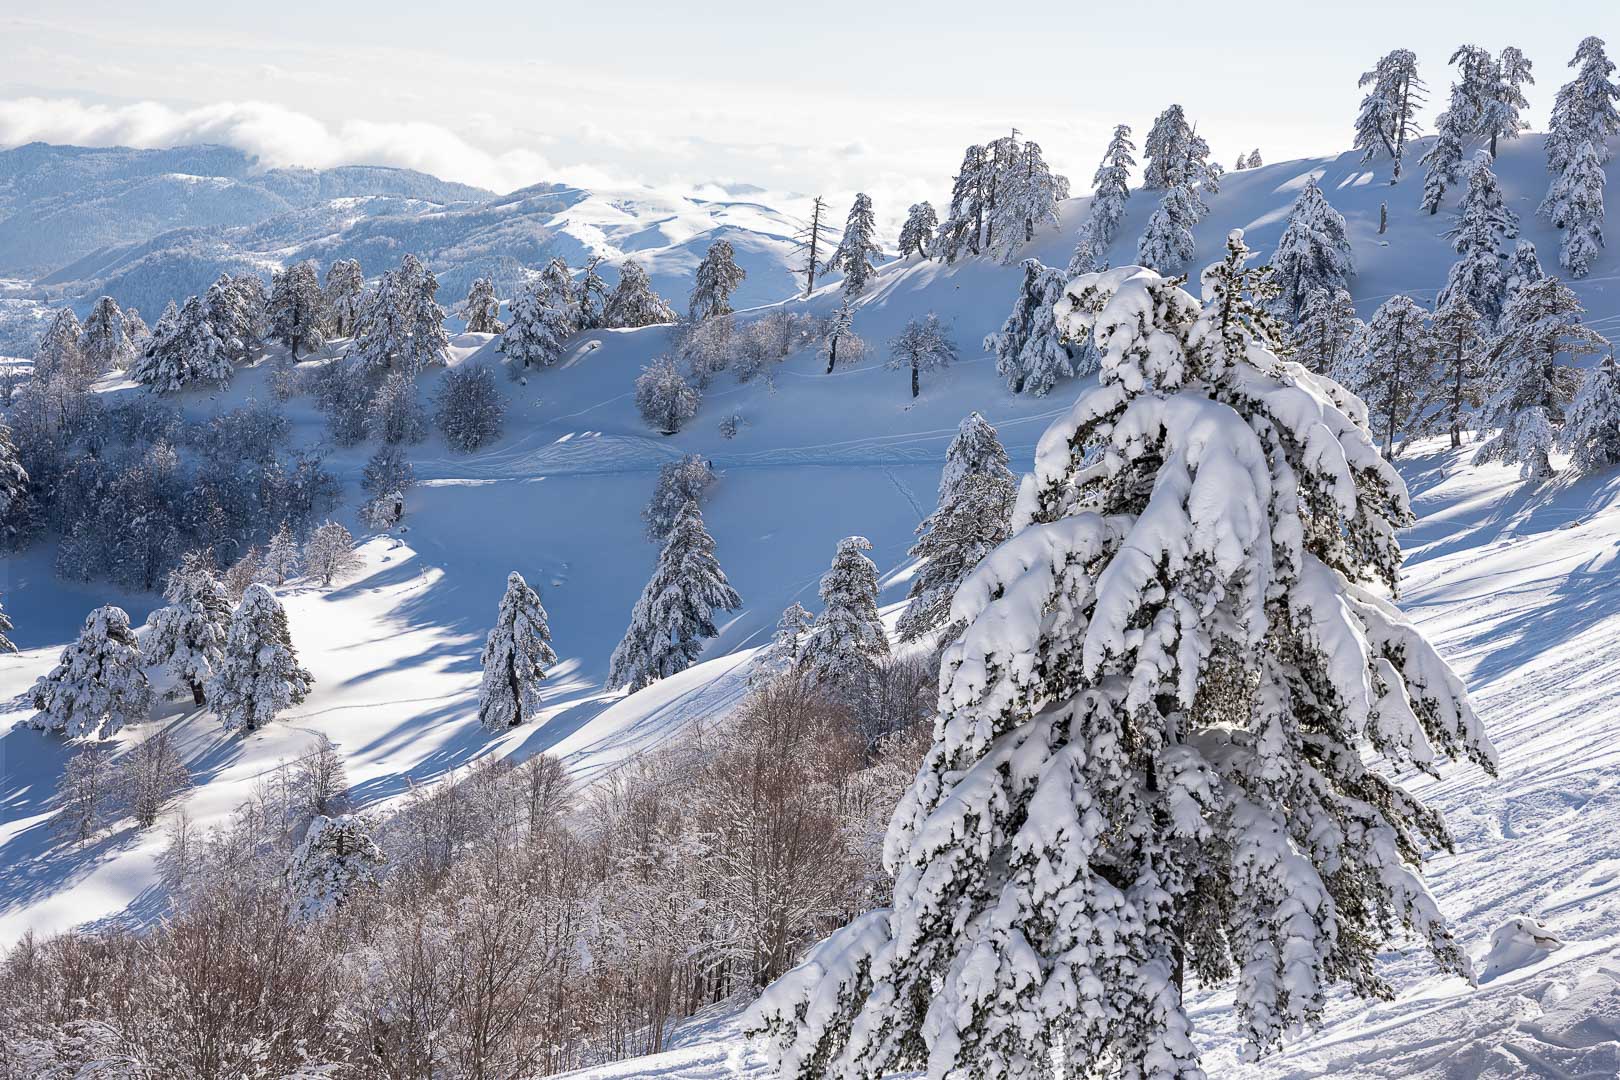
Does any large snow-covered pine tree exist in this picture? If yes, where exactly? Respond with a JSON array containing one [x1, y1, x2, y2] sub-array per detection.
[[29, 606, 151, 739], [268, 261, 328, 358], [501, 279, 575, 369], [1268, 177, 1355, 319], [747, 601, 814, 689], [34, 308, 88, 385], [603, 259, 677, 328], [1437, 154, 1517, 324], [286, 814, 385, 923], [0, 420, 30, 550], [144, 552, 232, 705], [323, 258, 365, 337], [1475, 276, 1608, 479], [1142, 104, 1193, 189], [689, 238, 748, 320], [1348, 293, 1432, 457], [207, 583, 313, 733], [897, 202, 937, 259], [1293, 286, 1365, 381], [606, 499, 740, 692], [463, 277, 505, 334], [897, 413, 1016, 642], [988, 260, 1078, 396], [1560, 351, 1620, 472], [1088, 124, 1136, 247], [827, 193, 882, 296], [1427, 296, 1486, 448], [81, 295, 134, 373], [799, 536, 889, 694], [1138, 184, 1201, 273], [477, 570, 558, 730], [750, 232, 1495, 1080], [1354, 49, 1426, 180], [130, 294, 233, 393]]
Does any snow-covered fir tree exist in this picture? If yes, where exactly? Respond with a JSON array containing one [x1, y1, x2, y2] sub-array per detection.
[[500, 279, 575, 370], [463, 277, 505, 334], [1246, 148, 1263, 169], [988, 141, 1070, 260], [1427, 296, 1486, 448], [751, 233, 1495, 1080], [897, 412, 1016, 642], [1420, 104, 1469, 215], [1561, 352, 1620, 471], [988, 259, 1077, 396], [208, 583, 313, 733], [602, 259, 677, 328], [144, 551, 231, 705], [887, 313, 957, 398], [123, 305, 150, 351], [303, 521, 362, 586], [821, 300, 867, 373], [1354, 49, 1426, 180], [81, 295, 134, 373], [435, 363, 506, 451], [1294, 286, 1365, 381], [643, 454, 716, 542], [34, 308, 88, 385], [606, 499, 741, 692], [1142, 104, 1193, 189], [689, 238, 748, 321], [477, 570, 558, 729], [936, 144, 988, 262], [747, 601, 813, 688], [1543, 36, 1619, 180], [1268, 177, 1354, 319], [1088, 124, 1137, 247], [0, 593, 14, 654], [1482, 46, 1535, 156], [323, 258, 365, 337], [1350, 293, 1433, 456], [28, 605, 151, 739], [897, 202, 937, 258], [1475, 276, 1608, 479], [204, 273, 257, 362], [0, 421, 30, 550], [635, 355, 700, 434], [1541, 139, 1608, 277], [351, 254, 449, 374], [1437, 155, 1517, 323], [799, 536, 889, 694], [130, 294, 233, 393], [826, 193, 882, 295], [1138, 183, 1201, 272], [260, 521, 302, 585], [1506, 238, 1547, 301], [268, 261, 328, 358], [286, 814, 385, 923], [574, 256, 609, 329]]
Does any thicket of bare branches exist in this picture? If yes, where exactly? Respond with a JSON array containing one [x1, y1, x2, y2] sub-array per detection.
[[0, 672, 930, 1078]]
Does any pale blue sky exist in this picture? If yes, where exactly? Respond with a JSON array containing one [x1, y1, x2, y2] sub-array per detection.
[[0, 1, 1611, 217]]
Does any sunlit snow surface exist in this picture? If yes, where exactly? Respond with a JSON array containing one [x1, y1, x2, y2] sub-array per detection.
[[3, 136, 1620, 1073]]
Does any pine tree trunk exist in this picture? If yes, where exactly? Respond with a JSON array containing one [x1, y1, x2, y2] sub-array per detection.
[[1450, 334, 1464, 448], [1385, 322, 1405, 458], [190, 680, 205, 706], [826, 335, 838, 374]]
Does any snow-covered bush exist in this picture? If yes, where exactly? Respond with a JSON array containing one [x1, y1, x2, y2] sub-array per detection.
[[365, 369, 428, 445], [634, 355, 699, 434], [435, 364, 506, 451], [303, 521, 362, 587], [1561, 353, 1620, 472], [120, 728, 192, 828]]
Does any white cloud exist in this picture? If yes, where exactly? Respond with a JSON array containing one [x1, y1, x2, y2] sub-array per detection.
[[0, 97, 556, 194]]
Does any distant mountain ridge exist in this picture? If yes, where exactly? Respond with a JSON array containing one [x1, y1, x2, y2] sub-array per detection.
[[0, 141, 495, 276], [0, 142, 810, 354]]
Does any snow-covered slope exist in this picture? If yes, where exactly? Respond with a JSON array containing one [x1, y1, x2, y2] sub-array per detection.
[[3, 135, 1620, 1071]]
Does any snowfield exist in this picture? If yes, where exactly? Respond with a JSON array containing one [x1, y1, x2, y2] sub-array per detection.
[[2, 133, 1620, 1074]]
